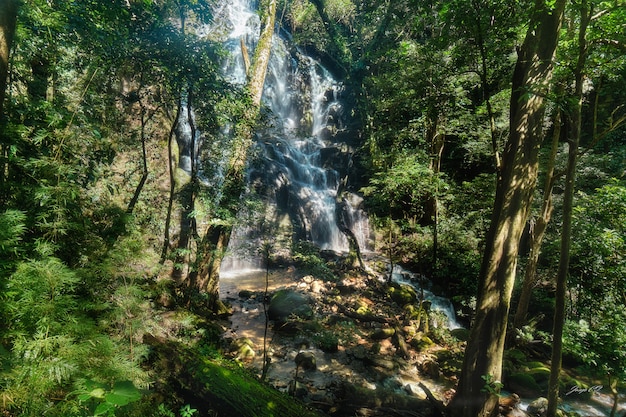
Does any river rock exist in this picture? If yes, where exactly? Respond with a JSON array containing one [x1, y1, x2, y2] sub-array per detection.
[[295, 351, 317, 371], [526, 397, 548, 417], [420, 359, 441, 379], [268, 289, 313, 322]]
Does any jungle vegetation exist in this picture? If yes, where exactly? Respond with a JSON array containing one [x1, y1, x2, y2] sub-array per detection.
[[0, 0, 625, 416]]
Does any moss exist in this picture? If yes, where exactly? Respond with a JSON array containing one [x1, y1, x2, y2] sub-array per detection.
[[192, 358, 320, 417], [505, 372, 542, 397], [387, 283, 417, 306], [146, 336, 322, 417]]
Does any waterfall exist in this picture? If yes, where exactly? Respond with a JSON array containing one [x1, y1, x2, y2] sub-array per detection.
[[390, 265, 463, 330], [214, 0, 371, 273]]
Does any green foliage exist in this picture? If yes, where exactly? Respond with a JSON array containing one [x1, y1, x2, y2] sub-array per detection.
[[563, 305, 626, 381], [480, 373, 503, 395], [568, 182, 626, 316], [291, 240, 336, 280], [0, 210, 26, 274], [361, 153, 449, 221], [76, 379, 142, 416]]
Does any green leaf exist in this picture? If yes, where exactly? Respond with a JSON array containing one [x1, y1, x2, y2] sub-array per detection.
[[104, 380, 141, 406], [94, 401, 115, 416]]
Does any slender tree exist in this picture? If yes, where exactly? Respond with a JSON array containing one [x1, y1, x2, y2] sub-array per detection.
[[0, 0, 18, 118], [190, 0, 277, 310], [449, 1, 565, 416], [512, 108, 560, 333], [547, 1, 591, 415]]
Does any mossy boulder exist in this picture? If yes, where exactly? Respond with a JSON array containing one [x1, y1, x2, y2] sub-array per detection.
[[450, 328, 470, 341], [506, 373, 542, 397], [370, 327, 396, 340], [268, 289, 313, 322], [387, 283, 417, 306], [410, 335, 434, 351]]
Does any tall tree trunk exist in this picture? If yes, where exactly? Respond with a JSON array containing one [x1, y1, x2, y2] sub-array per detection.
[[160, 103, 181, 264], [547, 3, 589, 416], [0, 0, 17, 118], [512, 109, 561, 333], [192, 0, 277, 311], [0, 0, 18, 201], [449, 1, 565, 416]]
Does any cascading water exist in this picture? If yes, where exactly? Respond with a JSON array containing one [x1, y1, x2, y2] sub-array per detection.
[[213, 0, 371, 273], [390, 265, 463, 330]]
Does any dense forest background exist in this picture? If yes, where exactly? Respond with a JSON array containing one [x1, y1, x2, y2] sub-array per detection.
[[0, 0, 625, 416]]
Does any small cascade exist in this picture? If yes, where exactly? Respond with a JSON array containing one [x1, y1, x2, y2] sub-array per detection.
[[390, 265, 463, 330]]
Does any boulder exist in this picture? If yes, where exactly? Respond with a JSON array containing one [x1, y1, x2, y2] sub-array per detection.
[[295, 351, 317, 371], [506, 373, 542, 398], [268, 289, 313, 322], [526, 397, 548, 417], [387, 282, 418, 306], [370, 327, 396, 340]]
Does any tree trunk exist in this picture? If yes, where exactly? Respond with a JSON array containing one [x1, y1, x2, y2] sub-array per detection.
[[0, 0, 17, 118], [547, 2, 589, 415], [160, 103, 181, 264], [450, 1, 565, 416], [127, 101, 150, 214], [194, 0, 277, 309], [512, 109, 561, 333]]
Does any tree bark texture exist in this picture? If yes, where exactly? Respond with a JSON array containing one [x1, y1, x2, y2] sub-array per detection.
[[0, 0, 18, 117], [450, 1, 565, 416], [512, 110, 561, 333]]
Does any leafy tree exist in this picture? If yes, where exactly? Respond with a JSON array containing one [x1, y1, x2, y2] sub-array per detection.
[[450, 0, 566, 415]]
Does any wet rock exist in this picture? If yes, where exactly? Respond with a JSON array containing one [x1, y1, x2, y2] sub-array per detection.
[[268, 289, 313, 322], [404, 383, 427, 399], [238, 289, 254, 299]]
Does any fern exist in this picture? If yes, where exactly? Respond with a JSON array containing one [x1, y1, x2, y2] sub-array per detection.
[[0, 210, 26, 273]]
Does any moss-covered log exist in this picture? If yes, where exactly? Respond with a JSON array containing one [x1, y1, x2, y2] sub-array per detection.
[[145, 335, 323, 417]]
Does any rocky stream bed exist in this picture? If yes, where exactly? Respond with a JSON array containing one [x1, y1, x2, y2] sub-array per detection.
[[216, 261, 624, 417]]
